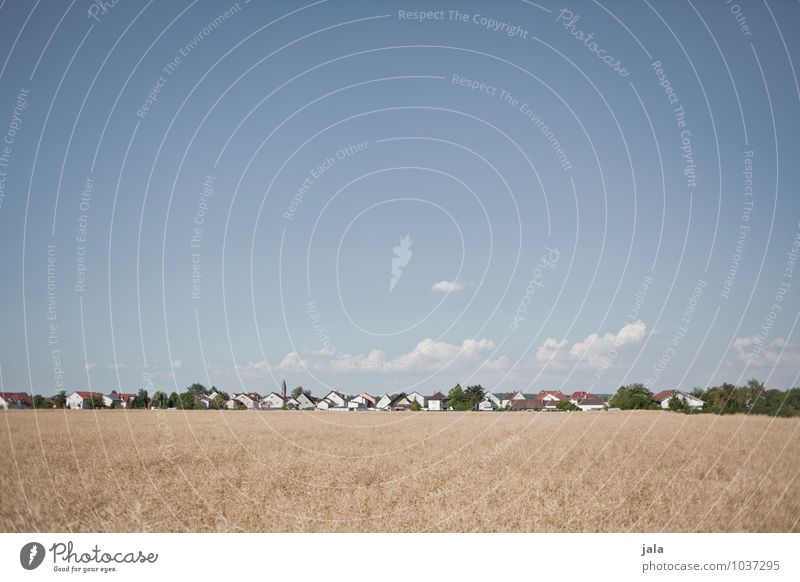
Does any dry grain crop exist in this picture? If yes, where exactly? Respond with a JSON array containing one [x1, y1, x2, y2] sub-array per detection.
[[1, 409, 798, 532]]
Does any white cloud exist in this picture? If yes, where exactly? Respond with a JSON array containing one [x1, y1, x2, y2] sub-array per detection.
[[733, 336, 800, 367], [537, 321, 647, 369], [279, 337, 499, 374], [431, 280, 466, 294], [172, 360, 183, 370]]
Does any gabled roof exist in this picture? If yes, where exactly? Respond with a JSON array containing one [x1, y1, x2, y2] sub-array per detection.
[[511, 398, 548, 410], [537, 390, 567, 401], [359, 393, 376, 405], [0, 392, 33, 406], [389, 393, 410, 405], [570, 391, 590, 399], [428, 391, 448, 400], [72, 391, 103, 400], [575, 396, 604, 406], [652, 390, 676, 402]]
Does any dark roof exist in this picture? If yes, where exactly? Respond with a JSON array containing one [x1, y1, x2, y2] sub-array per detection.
[[652, 390, 676, 402], [389, 393, 409, 405], [428, 391, 447, 400], [511, 398, 548, 410], [575, 396, 604, 406]]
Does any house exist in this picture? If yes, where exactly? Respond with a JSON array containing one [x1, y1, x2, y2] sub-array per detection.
[[102, 393, 121, 408], [510, 398, 549, 411], [499, 391, 525, 409], [259, 392, 298, 410], [226, 392, 260, 409], [537, 390, 567, 402], [316, 391, 350, 411], [653, 390, 704, 410], [66, 391, 103, 409], [406, 391, 426, 408], [478, 392, 501, 411], [294, 392, 316, 410], [426, 391, 448, 411], [376, 393, 411, 411], [106, 390, 137, 408], [0, 392, 32, 409], [570, 391, 590, 400], [348, 393, 376, 409], [572, 395, 605, 411]]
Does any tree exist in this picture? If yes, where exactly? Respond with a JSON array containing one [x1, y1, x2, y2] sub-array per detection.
[[53, 390, 67, 409], [667, 393, 686, 412], [608, 383, 653, 410], [33, 394, 52, 409], [87, 394, 104, 409], [211, 394, 226, 410], [186, 383, 207, 396], [167, 392, 179, 408], [178, 391, 197, 410], [464, 385, 485, 410], [131, 389, 149, 409], [152, 391, 169, 409], [410, 399, 422, 411], [448, 384, 470, 411], [556, 400, 579, 411]]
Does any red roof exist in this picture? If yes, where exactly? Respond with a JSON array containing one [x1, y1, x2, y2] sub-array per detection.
[[652, 390, 676, 402], [537, 390, 567, 401], [73, 391, 102, 400], [0, 392, 33, 406], [570, 391, 590, 399]]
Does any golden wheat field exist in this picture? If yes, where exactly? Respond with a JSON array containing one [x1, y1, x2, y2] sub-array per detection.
[[1, 409, 798, 532]]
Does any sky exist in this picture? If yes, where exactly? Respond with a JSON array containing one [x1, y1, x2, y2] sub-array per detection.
[[0, 0, 799, 398]]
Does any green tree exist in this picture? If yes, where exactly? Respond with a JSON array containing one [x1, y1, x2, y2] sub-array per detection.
[[53, 390, 67, 409], [410, 399, 422, 411], [178, 391, 197, 410], [608, 383, 653, 410], [131, 389, 149, 409], [152, 391, 169, 409], [211, 394, 226, 410], [186, 383, 207, 396], [448, 384, 470, 411], [667, 393, 686, 412], [167, 392, 179, 408], [464, 385, 485, 410], [556, 400, 579, 411], [33, 394, 52, 409], [87, 394, 104, 409]]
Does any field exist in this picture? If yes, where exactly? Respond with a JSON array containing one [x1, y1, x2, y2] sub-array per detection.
[[1, 409, 798, 532]]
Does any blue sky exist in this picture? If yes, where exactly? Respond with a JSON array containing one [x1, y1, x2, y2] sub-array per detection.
[[0, 0, 799, 397]]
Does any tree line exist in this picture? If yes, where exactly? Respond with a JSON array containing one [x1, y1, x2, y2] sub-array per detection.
[[609, 379, 800, 417]]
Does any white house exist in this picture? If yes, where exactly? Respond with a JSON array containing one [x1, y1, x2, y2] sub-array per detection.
[[294, 392, 316, 410], [226, 392, 260, 409], [478, 392, 501, 411], [348, 393, 376, 409], [653, 390, 704, 410], [67, 391, 101, 409], [406, 391, 426, 408], [102, 393, 121, 408], [260, 392, 287, 409], [427, 392, 448, 411], [500, 391, 525, 409], [572, 396, 605, 411], [377, 393, 411, 410], [319, 391, 348, 410]]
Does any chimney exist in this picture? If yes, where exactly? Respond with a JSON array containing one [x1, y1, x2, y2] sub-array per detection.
[[281, 379, 287, 399]]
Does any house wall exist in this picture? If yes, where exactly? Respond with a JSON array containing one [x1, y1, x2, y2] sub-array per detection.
[[428, 400, 442, 411], [66, 394, 86, 409]]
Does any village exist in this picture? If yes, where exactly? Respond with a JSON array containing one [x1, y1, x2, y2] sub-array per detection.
[[0, 381, 706, 412]]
